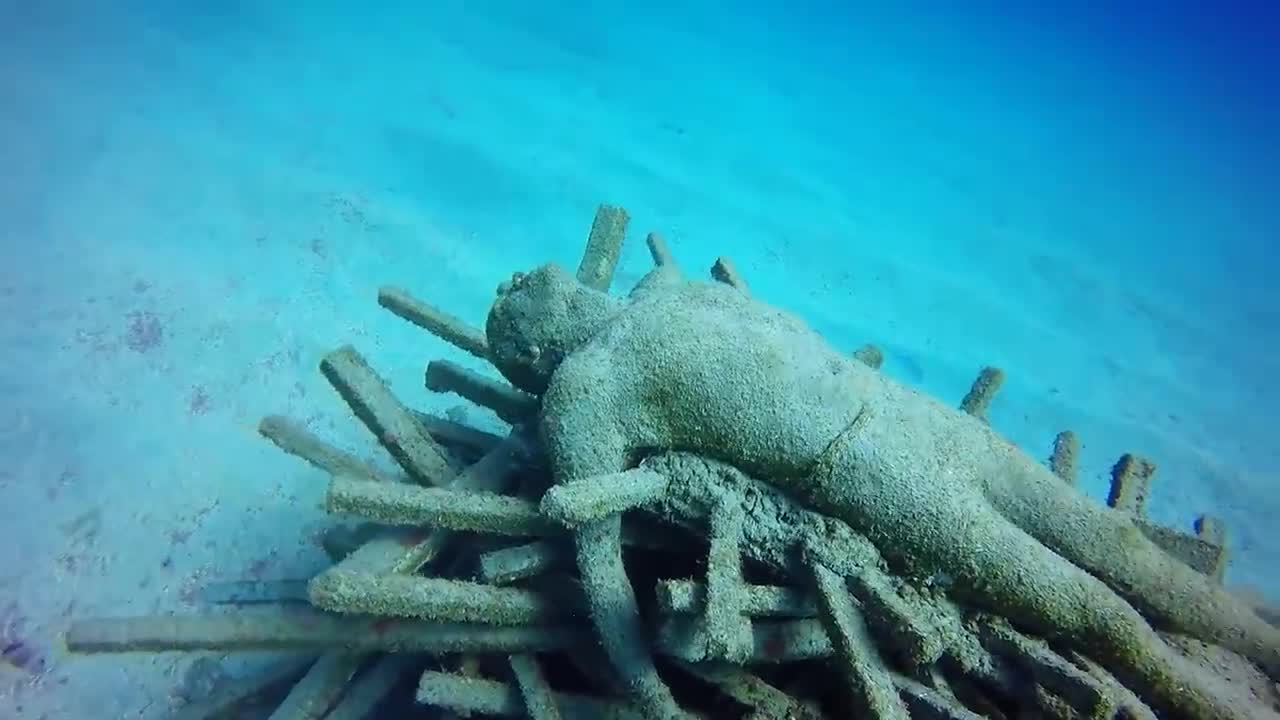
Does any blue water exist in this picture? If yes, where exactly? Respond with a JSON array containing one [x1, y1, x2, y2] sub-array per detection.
[[1, 2, 1276, 716]]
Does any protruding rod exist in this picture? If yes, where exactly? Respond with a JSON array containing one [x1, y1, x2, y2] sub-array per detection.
[[508, 654, 564, 720], [309, 433, 536, 717], [377, 286, 489, 360], [324, 655, 418, 720], [413, 411, 506, 461], [974, 615, 1116, 719], [266, 652, 364, 720], [259, 415, 402, 483], [959, 366, 1005, 422], [710, 256, 748, 293], [171, 657, 313, 720], [315, 430, 534, 629], [1194, 513, 1225, 544], [1134, 519, 1226, 578], [321, 345, 454, 486], [309, 571, 573, 625], [1049, 430, 1079, 485], [322, 527, 440, 578], [576, 204, 630, 292], [645, 232, 678, 269], [1106, 453, 1156, 515], [1066, 650, 1159, 720], [478, 533, 674, 586], [845, 561, 945, 670], [319, 523, 385, 563], [703, 496, 753, 662], [674, 660, 824, 720], [478, 541, 571, 585], [803, 531, 944, 669], [425, 360, 538, 424], [416, 670, 643, 719], [326, 475, 560, 537], [805, 547, 910, 719], [658, 616, 831, 664], [65, 608, 585, 654], [895, 676, 987, 720], [654, 579, 816, 618], [659, 616, 979, 718], [1193, 514, 1228, 583], [852, 344, 884, 370], [351, 430, 535, 570]]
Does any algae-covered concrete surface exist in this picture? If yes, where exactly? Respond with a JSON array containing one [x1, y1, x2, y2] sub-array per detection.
[[1, 2, 1276, 717]]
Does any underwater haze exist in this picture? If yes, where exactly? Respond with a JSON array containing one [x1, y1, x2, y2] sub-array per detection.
[[1, 1, 1277, 717]]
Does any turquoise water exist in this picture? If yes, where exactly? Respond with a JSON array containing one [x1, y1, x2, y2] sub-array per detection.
[[1, 2, 1276, 716]]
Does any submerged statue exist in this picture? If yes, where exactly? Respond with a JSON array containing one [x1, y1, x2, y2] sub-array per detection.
[[61, 205, 1279, 718], [486, 261, 1280, 720]]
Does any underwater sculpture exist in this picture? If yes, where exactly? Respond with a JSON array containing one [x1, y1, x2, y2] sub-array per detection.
[[61, 204, 1280, 719], [487, 246, 1280, 720]]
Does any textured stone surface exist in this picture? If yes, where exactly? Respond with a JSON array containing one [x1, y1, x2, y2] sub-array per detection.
[[487, 262, 1280, 720]]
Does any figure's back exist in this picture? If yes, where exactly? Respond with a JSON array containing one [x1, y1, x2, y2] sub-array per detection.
[[577, 279, 875, 477]]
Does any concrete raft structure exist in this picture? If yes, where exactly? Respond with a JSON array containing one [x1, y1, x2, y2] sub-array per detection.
[[63, 204, 1279, 720]]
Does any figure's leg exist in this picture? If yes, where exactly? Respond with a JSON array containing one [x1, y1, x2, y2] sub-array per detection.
[[542, 415, 684, 719], [801, 539, 911, 720], [924, 503, 1240, 720], [700, 495, 754, 663], [988, 467, 1280, 679], [574, 516, 684, 719], [794, 455, 1245, 720]]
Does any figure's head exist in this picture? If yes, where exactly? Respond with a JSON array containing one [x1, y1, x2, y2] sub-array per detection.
[[485, 263, 618, 394]]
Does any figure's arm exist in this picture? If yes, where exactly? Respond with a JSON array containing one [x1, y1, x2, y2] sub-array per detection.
[[539, 357, 632, 484], [538, 361, 686, 719]]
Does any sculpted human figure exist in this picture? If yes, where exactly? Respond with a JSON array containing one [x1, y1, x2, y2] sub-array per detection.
[[485, 262, 1280, 720]]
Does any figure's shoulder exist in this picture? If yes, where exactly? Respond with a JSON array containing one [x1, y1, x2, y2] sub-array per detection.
[[623, 276, 752, 322], [546, 338, 614, 395]]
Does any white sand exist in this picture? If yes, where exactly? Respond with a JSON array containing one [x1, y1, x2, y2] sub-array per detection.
[[0, 3, 1275, 717]]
